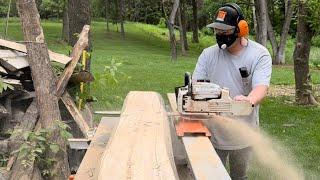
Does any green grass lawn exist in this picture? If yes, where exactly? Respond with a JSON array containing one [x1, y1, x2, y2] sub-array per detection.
[[3, 19, 320, 179]]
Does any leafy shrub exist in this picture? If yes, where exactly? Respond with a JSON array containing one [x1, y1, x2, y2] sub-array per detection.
[[157, 18, 166, 28], [200, 27, 214, 36], [310, 60, 320, 69], [11, 120, 72, 177], [312, 36, 320, 47], [39, 0, 65, 19], [0, 76, 14, 94]]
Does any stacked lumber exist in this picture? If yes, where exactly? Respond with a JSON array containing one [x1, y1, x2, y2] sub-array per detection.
[[0, 39, 72, 129]]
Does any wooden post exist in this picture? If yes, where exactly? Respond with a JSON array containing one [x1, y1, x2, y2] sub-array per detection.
[[56, 25, 90, 97]]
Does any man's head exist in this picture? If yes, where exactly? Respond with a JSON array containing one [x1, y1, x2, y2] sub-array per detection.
[[207, 3, 249, 49]]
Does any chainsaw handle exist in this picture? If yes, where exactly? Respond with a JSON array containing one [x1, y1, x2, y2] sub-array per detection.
[[184, 72, 192, 96]]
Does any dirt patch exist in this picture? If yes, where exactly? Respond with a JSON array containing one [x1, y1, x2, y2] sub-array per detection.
[[268, 84, 320, 97]]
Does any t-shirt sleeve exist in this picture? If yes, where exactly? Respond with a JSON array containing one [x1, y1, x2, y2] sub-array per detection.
[[192, 50, 208, 82], [252, 54, 272, 88]]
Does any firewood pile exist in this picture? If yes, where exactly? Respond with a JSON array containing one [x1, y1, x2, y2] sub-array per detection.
[[0, 25, 93, 178], [0, 39, 73, 131]]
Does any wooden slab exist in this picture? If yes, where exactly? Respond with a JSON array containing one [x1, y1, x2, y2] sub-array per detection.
[[183, 137, 231, 180], [167, 93, 188, 165], [0, 39, 71, 64], [167, 93, 178, 115], [75, 117, 119, 179], [98, 91, 178, 180], [0, 56, 29, 71]]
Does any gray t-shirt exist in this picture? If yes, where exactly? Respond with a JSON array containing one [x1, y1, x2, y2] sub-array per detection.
[[192, 40, 272, 150]]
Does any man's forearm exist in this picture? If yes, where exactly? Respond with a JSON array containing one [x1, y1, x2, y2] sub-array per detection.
[[247, 85, 269, 105]]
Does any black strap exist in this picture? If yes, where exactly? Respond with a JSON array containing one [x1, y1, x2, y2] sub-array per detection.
[[224, 3, 244, 21]]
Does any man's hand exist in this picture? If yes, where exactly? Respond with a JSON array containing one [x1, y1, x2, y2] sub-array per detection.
[[234, 85, 269, 105], [234, 95, 254, 105]]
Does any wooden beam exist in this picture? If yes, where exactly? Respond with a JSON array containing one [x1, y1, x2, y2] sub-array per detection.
[[182, 137, 231, 180], [167, 93, 187, 165], [98, 91, 178, 180], [75, 117, 119, 179], [56, 25, 90, 97], [94, 111, 121, 116], [61, 92, 91, 138], [0, 38, 71, 64], [167, 93, 179, 115]]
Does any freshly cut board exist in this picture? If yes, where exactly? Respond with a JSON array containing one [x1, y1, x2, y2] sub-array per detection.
[[98, 91, 178, 180]]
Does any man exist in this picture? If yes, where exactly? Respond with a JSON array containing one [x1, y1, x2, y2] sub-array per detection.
[[192, 3, 272, 180]]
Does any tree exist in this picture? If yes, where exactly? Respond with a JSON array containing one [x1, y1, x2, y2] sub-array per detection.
[[120, 0, 125, 38], [254, 0, 268, 46], [267, 0, 294, 64], [177, 6, 186, 55], [180, 0, 188, 50], [105, 0, 110, 31], [191, 0, 199, 43], [62, 2, 69, 42], [167, 0, 180, 61], [15, 0, 70, 179], [293, 0, 319, 105], [66, 0, 91, 47]]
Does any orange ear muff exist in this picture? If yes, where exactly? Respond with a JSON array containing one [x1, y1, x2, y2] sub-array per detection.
[[238, 20, 249, 37]]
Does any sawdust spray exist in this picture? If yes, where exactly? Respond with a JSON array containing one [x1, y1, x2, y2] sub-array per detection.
[[209, 115, 304, 180]]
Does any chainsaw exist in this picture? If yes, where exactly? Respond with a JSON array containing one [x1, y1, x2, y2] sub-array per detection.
[[175, 72, 254, 117]]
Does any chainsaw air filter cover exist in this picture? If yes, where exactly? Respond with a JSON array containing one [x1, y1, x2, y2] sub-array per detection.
[[192, 82, 222, 100]]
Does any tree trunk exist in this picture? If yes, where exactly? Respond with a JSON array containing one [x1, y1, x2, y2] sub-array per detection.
[[266, 9, 278, 62], [254, 0, 268, 46], [168, 0, 179, 61], [16, 0, 70, 179], [177, 7, 186, 56], [105, 0, 110, 31], [275, 0, 293, 64], [62, 5, 69, 42], [251, 0, 258, 35], [181, 0, 188, 50], [120, 0, 125, 39], [4, 0, 12, 39], [191, 0, 199, 43], [293, 0, 318, 105], [68, 0, 91, 47]]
